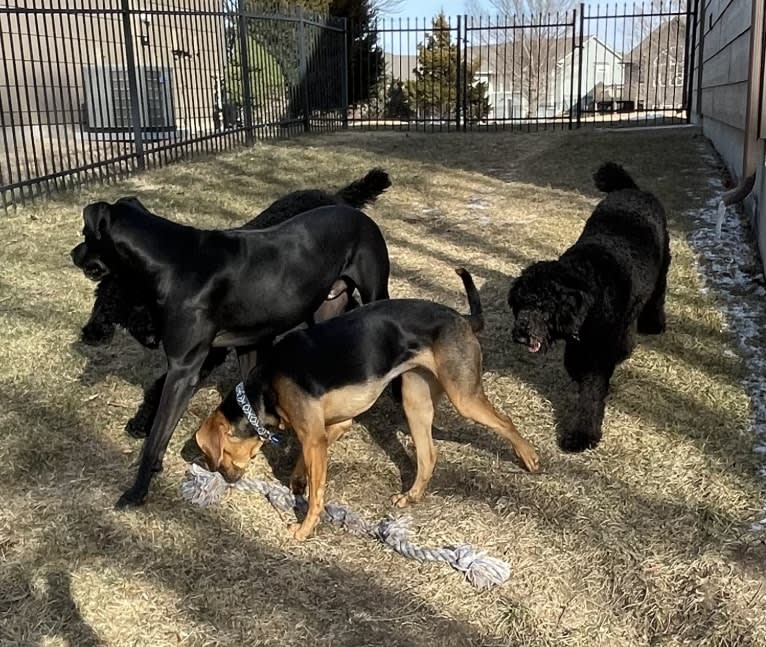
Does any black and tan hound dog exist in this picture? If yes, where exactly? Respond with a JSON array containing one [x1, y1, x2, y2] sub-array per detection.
[[71, 200, 390, 508], [195, 269, 540, 541]]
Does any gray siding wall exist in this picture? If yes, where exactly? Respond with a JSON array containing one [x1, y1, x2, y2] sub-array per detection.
[[691, 0, 766, 272]]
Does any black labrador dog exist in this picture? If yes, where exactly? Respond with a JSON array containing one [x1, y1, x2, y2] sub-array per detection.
[[71, 200, 391, 508], [79, 168, 390, 349], [508, 162, 669, 452], [78, 169, 390, 438]]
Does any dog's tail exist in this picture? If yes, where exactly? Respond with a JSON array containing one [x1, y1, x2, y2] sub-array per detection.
[[593, 162, 638, 193], [335, 168, 392, 208], [455, 268, 484, 334]]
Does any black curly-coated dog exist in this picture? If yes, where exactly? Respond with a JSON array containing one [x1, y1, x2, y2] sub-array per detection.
[[79, 169, 391, 439], [507, 162, 669, 452]]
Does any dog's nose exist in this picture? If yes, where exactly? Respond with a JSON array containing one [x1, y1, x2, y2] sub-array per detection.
[[70, 242, 85, 264]]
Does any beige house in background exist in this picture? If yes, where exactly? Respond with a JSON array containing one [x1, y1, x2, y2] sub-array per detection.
[[0, 0, 227, 133], [690, 0, 766, 272]]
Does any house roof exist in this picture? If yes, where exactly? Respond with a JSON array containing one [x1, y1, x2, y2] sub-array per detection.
[[382, 53, 419, 82], [622, 16, 686, 65], [477, 35, 622, 81]]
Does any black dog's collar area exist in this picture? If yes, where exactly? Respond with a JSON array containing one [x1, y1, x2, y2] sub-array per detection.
[[234, 382, 280, 445]]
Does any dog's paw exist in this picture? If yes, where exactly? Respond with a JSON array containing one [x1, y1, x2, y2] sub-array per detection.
[[289, 475, 307, 496], [125, 418, 149, 439], [114, 488, 146, 510], [558, 431, 601, 453], [288, 521, 314, 541], [390, 490, 423, 508], [515, 442, 540, 472], [637, 313, 666, 335], [80, 323, 115, 346]]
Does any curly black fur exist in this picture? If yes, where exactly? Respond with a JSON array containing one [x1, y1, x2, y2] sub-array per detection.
[[508, 162, 670, 452], [79, 168, 391, 438]]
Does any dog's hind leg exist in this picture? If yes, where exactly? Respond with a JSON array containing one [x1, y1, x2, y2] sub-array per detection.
[[438, 335, 539, 472], [391, 369, 443, 508], [638, 247, 670, 335]]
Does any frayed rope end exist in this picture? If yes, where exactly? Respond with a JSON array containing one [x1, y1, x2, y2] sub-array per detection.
[[451, 545, 511, 589]]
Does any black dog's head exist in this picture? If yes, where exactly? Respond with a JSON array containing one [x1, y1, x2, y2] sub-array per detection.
[[508, 260, 594, 353], [70, 200, 116, 281], [70, 197, 150, 281]]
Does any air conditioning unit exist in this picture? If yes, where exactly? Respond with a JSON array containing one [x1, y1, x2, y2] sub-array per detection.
[[82, 65, 175, 132]]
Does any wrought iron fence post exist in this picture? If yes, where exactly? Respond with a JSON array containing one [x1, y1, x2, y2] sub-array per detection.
[[576, 2, 585, 129], [298, 7, 310, 132], [341, 17, 349, 129], [685, 0, 699, 122], [237, 0, 254, 145], [462, 14, 468, 132], [120, 0, 145, 171], [455, 14, 461, 131], [568, 8, 577, 130]]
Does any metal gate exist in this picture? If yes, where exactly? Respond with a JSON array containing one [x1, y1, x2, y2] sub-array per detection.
[[348, 0, 694, 131]]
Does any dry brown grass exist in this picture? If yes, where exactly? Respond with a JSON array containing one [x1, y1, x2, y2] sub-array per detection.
[[0, 127, 764, 647]]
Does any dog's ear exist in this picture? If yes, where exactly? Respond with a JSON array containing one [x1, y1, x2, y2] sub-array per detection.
[[195, 411, 229, 471], [553, 284, 594, 338], [115, 196, 151, 215], [82, 201, 112, 241]]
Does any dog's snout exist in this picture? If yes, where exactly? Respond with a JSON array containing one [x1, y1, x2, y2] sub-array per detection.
[[512, 331, 529, 345], [220, 466, 245, 483], [70, 242, 86, 265]]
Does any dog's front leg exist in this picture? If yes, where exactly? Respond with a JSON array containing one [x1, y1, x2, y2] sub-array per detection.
[[560, 370, 611, 453], [80, 285, 117, 346], [116, 356, 207, 508], [288, 421, 328, 541], [126, 348, 229, 438]]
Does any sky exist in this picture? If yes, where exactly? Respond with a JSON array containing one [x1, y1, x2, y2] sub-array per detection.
[[379, 0, 608, 18], [381, 0, 469, 18]]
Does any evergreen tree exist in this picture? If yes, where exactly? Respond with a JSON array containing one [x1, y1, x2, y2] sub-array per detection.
[[408, 13, 490, 121], [330, 0, 384, 106]]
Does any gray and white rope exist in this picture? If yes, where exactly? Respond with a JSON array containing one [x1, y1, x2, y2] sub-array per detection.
[[181, 462, 510, 589]]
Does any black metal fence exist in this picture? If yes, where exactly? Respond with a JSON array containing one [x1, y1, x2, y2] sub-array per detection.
[[0, 0, 347, 207], [0, 1, 694, 208], [349, 0, 693, 131]]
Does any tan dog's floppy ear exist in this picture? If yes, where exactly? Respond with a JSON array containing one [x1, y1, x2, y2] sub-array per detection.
[[82, 201, 112, 241], [195, 411, 227, 470]]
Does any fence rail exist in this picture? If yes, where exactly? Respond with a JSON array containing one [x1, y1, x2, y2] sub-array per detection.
[[0, 0, 347, 207], [1, 1, 692, 209], [348, 0, 691, 132]]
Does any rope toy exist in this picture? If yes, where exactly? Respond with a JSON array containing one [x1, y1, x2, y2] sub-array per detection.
[[181, 462, 511, 589]]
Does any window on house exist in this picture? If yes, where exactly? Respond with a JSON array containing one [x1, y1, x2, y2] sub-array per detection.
[[653, 52, 684, 87]]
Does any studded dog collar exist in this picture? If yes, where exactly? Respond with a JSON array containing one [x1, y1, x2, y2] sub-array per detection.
[[234, 382, 280, 445]]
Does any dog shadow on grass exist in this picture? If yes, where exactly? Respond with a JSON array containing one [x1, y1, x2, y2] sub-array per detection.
[[1, 388, 520, 647]]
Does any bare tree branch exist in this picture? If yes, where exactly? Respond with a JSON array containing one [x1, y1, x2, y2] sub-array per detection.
[[468, 0, 576, 19]]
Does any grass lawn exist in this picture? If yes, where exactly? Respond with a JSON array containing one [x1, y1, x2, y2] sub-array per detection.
[[0, 127, 764, 646]]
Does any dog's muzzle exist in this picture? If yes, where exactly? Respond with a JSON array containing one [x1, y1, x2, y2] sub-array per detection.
[[70, 242, 109, 281], [511, 312, 548, 354], [512, 330, 543, 353]]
